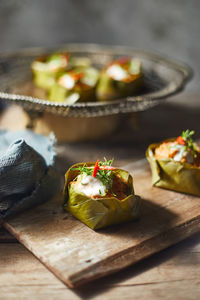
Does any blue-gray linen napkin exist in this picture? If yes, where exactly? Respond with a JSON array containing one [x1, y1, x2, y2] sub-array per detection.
[[0, 130, 60, 219]]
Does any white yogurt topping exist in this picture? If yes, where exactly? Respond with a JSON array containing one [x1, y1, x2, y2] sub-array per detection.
[[173, 150, 185, 162], [58, 74, 75, 89], [171, 144, 194, 163], [76, 173, 106, 197], [106, 64, 128, 80]]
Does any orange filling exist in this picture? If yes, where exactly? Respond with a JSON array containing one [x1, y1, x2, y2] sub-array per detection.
[[154, 142, 177, 160], [93, 174, 130, 200], [154, 141, 200, 166]]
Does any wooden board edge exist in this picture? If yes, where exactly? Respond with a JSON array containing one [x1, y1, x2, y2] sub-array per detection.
[[2, 221, 75, 288], [3, 215, 200, 288], [68, 215, 200, 287]]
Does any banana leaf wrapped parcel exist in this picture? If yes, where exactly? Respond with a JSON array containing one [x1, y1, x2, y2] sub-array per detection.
[[63, 159, 140, 230], [96, 57, 143, 101], [31, 52, 71, 90], [31, 52, 92, 90], [48, 67, 99, 104], [146, 130, 200, 196]]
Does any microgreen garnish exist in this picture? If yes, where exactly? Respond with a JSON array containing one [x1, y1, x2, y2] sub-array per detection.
[[97, 169, 113, 191], [181, 129, 195, 141], [99, 157, 114, 167], [178, 130, 197, 158], [71, 158, 116, 195], [71, 164, 93, 176]]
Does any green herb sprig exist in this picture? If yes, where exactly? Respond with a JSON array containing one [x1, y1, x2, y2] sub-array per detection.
[[181, 130, 197, 158], [71, 158, 115, 191], [99, 157, 114, 167], [71, 164, 93, 176]]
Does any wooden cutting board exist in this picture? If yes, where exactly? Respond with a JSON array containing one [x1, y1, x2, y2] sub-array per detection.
[[3, 159, 200, 288]]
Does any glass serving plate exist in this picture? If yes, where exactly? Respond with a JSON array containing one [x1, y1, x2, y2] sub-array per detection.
[[0, 44, 192, 118]]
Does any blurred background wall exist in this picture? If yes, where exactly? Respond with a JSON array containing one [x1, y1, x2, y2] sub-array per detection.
[[0, 0, 199, 94]]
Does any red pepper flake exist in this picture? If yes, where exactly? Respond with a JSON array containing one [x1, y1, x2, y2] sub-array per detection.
[[92, 160, 99, 177], [64, 53, 70, 62], [115, 57, 130, 65], [70, 71, 84, 81], [177, 136, 185, 145], [107, 57, 130, 68], [59, 53, 70, 67]]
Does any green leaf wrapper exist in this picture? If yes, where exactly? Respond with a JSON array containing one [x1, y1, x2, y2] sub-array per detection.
[[63, 163, 140, 230], [96, 58, 143, 102], [31, 54, 92, 91], [146, 139, 200, 196], [31, 65, 57, 90], [48, 67, 99, 103], [31, 55, 67, 90], [96, 72, 143, 102]]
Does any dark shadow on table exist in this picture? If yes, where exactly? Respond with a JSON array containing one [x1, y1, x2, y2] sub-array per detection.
[[65, 196, 179, 296], [74, 230, 200, 299]]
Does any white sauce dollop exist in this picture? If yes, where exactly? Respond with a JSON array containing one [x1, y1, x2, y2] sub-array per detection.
[[75, 173, 106, 197], [170, 144, 194, 163], [106, 64, 128, 81], [58, 74, 75, 89]]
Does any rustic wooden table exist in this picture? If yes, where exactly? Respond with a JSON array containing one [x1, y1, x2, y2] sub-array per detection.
[[1, 94, 200, 299], [1, 228, 200, 299]]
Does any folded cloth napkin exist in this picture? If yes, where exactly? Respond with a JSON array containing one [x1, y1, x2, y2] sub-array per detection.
[[0, 130, 60, 219]]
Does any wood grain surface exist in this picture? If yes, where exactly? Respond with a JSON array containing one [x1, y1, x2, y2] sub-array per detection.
[[0, 232, 200, 300], [3, 159, 200, 288]]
